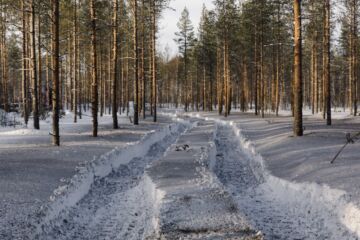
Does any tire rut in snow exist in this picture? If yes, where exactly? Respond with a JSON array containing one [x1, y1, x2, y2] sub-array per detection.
[[214, 124, 356, 240], [39, 128, 184, 240]]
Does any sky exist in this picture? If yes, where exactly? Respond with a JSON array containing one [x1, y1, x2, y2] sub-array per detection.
[[158, 0, 215, 57]]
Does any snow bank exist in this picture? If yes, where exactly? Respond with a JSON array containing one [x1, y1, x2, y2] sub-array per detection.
[[32, 116, 191, 237], [0, 128, 47, 136], [142, 175, 166, 238], [226, 120, 360, 238], [176, 112, 360, 238]]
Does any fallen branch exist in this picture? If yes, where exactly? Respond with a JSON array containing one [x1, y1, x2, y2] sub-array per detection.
[[331, 132, 360, 164]]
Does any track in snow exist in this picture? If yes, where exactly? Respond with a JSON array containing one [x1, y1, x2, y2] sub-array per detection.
[[39, 125, 186, 240], [214, 124, 357, 240]]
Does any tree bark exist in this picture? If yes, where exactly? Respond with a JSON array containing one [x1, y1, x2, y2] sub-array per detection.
[[51, 0, 60, 145], [293, 0, 303, 136], [323, 0, 331, 125], [152, 0, 157, 122], [22, 0, 29, 125], [112, 0, 119, 128], [133, 0, 139, 125], [30, 0, 39, 129], [37, 14, 43, 116], [90, 0, 99, 136], [73, 0, 78, 123]]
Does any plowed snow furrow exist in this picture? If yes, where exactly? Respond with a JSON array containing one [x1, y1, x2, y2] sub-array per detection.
[[39, 127, 185, 240], [214, 124, 356, 240]]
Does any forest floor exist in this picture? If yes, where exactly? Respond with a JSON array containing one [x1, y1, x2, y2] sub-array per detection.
[[0, 111, 176, 239], [1, 109, 360, 239]]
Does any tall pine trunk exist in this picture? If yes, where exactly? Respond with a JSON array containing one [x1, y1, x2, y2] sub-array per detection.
[[152, 0, 157, 122], [22, 0, 29, 125], [90, 0, 99, 136], [323, 0, 331, 125], [112, 0, 119, 129], [73, 0, 78, 123], [293, 0, 303, 136], [37, 15, 43, 116], [133, 0, 139, 125], [30, 0, 39, 129], [51, 0, 60, 145]]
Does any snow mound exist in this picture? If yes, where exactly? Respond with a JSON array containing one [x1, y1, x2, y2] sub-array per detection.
[[32, 117, 191, 238], [226, 119, 360, 239], [174, 111, 360, 239]]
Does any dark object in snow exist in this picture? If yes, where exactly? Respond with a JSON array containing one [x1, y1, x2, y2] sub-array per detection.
[[331, 132, 360, 164], [175, 144, 190, 151]]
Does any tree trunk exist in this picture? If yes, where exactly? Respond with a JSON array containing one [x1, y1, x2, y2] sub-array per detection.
[[217, 47, 222, 114], [37, 14, 43, 116], [0, 3, 8, 113], [22, 0, 29, 125], [351, 0, 358, 116], [152, 0, 157, 122], [323, 0, 331, 125], [112, 0, 119, 129], [254, 27, 258, 115], [293, 0, 303, 136], [30, 0, 39, 129], [133, 0, 139, 125], [51, 0, 60, 145], [73, 0, 78, 123], [90, 0, 99, 136], [141, 0, 146, 119]]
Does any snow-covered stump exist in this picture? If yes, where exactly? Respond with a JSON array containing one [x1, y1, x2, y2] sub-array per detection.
[[146, 121, 259, 239]]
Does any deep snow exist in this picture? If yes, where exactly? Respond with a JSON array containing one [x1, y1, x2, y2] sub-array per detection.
[[0, 112, 181, 239], [215, 123, 358, 239], [181, 110, 360, 239], [2, 108, 360, 239], [36, 118, 189, 239]]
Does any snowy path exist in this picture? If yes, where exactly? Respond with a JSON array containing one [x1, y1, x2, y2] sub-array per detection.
[[214, 123, 358, 240], [31, 113, 360, 240], [146, 121, 259, 239], [37, 123, 187, 240]]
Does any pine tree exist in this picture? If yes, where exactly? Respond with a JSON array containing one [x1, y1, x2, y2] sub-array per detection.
[[90, 0, 99, 136], [30, 0, 39, 129], [323, 0, 331, 125], [112, 0, 119, 129], [133, 0, 139, 125], [293, 0, 303, 136], [51, 0, 60, 145], [151, 0, 157, 122], [175, 7, 195, 112]]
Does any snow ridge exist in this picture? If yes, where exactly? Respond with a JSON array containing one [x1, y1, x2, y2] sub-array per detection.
[[31, 116, 191, 238], [178, 112, 360, 239], [228, 120, 360, 238]]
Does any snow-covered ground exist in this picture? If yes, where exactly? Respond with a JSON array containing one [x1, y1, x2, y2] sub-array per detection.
[[36, 118, 189, 239], [146, 121, 259, 239], [2, 108, 360, 239], [179, 110, 360, 239], [0, 112, 182, 239], [215, 123, 358, 239]]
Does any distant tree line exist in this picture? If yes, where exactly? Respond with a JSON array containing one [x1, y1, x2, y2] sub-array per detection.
[[0, 0, 169, 145], [0, 0, 359, 142], [163, 0, 359, 136]]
